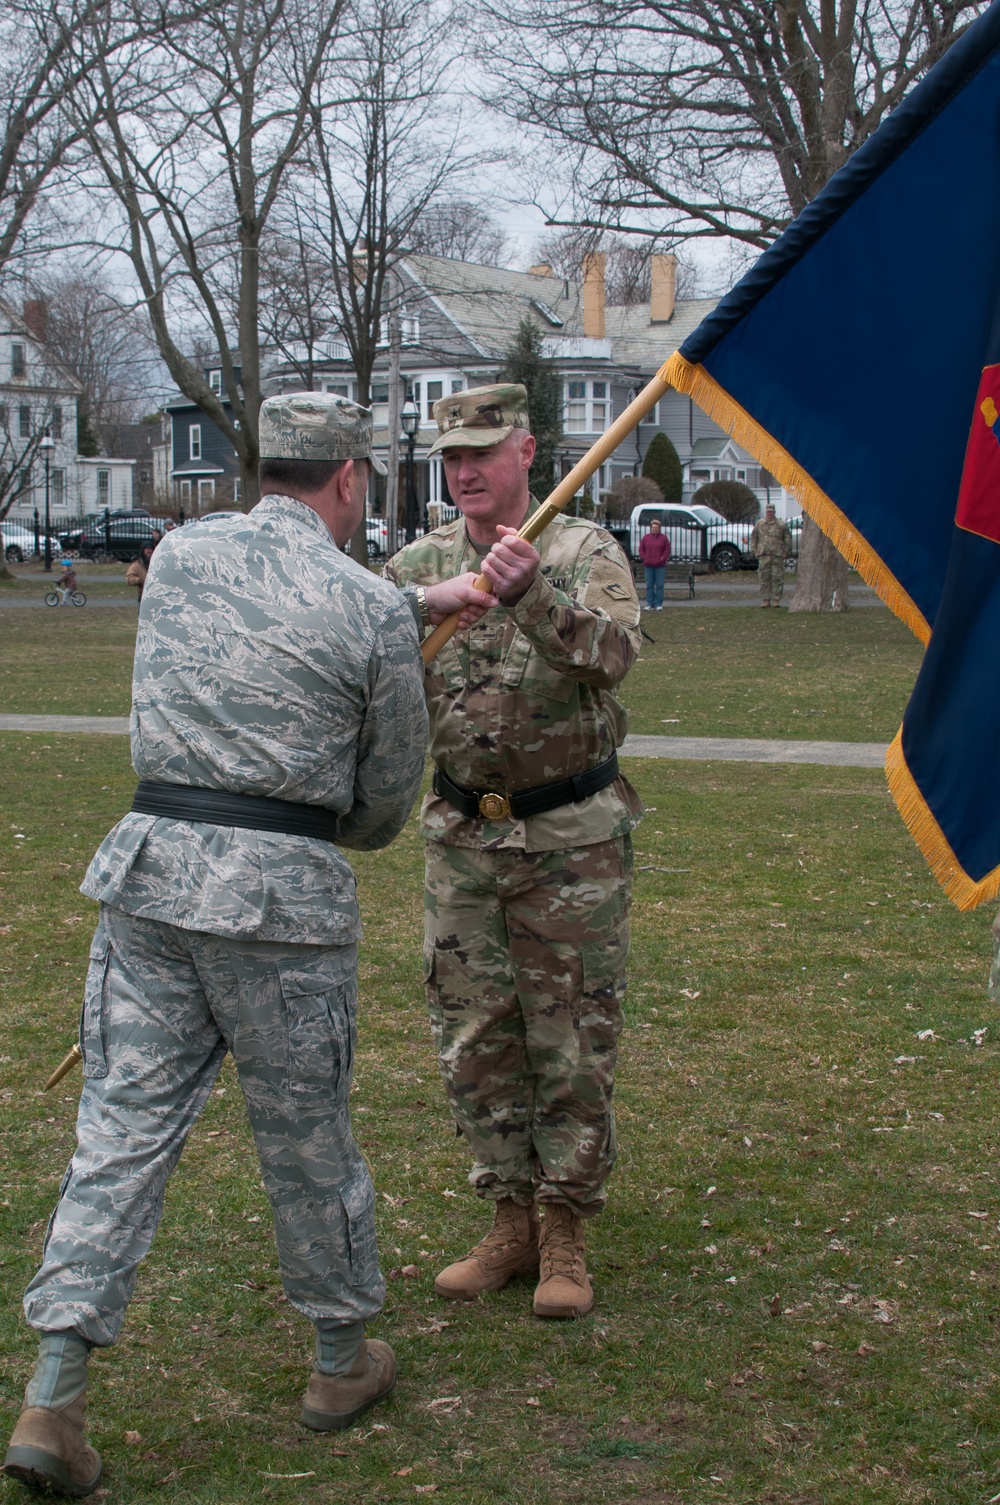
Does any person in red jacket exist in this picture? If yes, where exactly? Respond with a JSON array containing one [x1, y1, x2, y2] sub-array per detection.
[[638, 519, 670, 609]]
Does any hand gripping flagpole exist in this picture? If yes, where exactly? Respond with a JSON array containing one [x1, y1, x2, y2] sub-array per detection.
[[420, 372, 672, 665]]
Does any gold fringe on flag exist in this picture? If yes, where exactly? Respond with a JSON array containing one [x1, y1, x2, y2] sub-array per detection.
[[884, 730, 1000, 910], [659, 353, 931, 646]]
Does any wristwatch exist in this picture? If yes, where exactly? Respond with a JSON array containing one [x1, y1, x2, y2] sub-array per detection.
[[416, 586, 432, 628]]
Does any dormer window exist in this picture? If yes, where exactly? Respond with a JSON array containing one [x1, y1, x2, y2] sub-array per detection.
[[209, 369, 222, 394]]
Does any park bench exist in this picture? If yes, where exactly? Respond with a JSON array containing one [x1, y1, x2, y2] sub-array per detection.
[[637, 560, 697, 599]]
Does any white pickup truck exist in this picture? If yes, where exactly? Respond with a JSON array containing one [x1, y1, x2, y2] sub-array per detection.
[[629, 503, 757, 572]]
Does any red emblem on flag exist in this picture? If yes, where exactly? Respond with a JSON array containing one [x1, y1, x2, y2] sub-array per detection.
[[955, 363, 1000, 543]]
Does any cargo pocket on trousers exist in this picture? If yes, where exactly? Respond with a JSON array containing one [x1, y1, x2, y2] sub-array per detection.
[[340, 1168, 379, 1287], [580, 927, 630, 1018], [80, 930, 112, 1080], [279, 964, 353, 1107]]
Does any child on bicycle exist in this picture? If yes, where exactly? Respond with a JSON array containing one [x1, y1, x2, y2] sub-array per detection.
[[55, 560, 78, 604]]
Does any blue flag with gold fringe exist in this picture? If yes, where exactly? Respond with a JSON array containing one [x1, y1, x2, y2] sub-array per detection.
[[661, 0, 1000, 910]]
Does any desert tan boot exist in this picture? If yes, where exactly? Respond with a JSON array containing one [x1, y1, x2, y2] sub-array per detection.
[[434, 1199, 540, 1300], [300, 1340, 397, 1432], [533, 1203, 594, 1319], [4, 1392, 102, 1498]]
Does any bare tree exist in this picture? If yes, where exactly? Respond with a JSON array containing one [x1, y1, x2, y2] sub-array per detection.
[[75, 0, 354, 507], [483, 0, 986, 608], [482, 0, 986, 249], [30, 271, 161, 451], [409, 200, 509, 266], [275, 0, 469, 407]]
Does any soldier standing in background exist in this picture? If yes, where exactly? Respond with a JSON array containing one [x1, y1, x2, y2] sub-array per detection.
[[750, 502, 793, 607], [4, 394, 459, 1497], [385, 383, 643, 1321]]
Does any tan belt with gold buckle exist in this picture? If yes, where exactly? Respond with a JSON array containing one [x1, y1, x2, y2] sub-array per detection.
[[477, 792, 511, 821]]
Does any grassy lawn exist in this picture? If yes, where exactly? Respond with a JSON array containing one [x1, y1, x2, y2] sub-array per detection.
[[622, 604, 924, 743], [3, 604, 999, 1503], [1, 590, 924, 749]]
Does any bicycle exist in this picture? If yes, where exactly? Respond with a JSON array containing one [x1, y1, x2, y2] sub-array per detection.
[[44, 588, 86, 607]]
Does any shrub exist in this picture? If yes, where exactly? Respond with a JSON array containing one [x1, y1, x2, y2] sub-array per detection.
[[642, 431, 683, 503], [692, 479, 760, 522], [602, 474, 663, 521]]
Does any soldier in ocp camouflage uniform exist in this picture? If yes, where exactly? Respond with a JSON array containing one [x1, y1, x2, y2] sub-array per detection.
[[384, 383, 643, 1320], [4, 395, 432, 1498], [750, 502, 793, 606]]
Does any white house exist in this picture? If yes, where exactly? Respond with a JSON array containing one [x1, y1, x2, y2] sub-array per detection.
[[0, 297, 136, 525]]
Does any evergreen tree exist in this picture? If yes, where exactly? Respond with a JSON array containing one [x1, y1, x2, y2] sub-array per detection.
[[642, 430, 682, 503], [77, 397, 101, 458], [497, 318, 561, 497]]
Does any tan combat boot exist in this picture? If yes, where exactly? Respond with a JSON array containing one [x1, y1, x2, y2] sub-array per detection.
[[4, 1391, 102, 1498], [300, 1340, 397, 1432], [533, 1203, 594, 1318], [434, 1199, 540, 1300]]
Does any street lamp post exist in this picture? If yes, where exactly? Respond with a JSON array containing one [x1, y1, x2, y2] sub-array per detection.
[[40, 430, 55, 572], [400, 394, 419, 544]]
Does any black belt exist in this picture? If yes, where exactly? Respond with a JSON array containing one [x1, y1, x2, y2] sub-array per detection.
[[433, 753, 620, 822], [131, 779, 340, 841]]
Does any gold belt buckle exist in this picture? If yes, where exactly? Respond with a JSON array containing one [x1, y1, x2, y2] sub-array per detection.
[[478, 791, 511, 821]]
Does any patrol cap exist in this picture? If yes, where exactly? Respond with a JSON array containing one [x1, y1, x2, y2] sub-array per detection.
[[427, 383, 530, 457], [258, 392, 387, 475]]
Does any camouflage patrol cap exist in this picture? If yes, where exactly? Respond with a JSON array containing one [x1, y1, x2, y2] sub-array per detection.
[[259, 392, 387, 475], [427, 383, 530, 457]]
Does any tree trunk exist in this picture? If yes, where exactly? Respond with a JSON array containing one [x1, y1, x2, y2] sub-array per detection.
[[788, 514, 849, 612], [384, 284, 401, 548]]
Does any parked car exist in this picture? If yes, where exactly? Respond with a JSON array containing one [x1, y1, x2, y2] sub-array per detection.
[[629, 503, 757, 571], [366, 517, 389, 559], [76, 511, 158, 561], [2, 521, 62, 562], [60, 509, 153, 554]]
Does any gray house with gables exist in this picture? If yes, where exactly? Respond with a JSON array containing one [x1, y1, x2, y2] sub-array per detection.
[[162, 252, 793, 523]]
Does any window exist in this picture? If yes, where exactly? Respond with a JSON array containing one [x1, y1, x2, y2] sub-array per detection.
[[369, 383, 390, 423], [50, 406, 62, 440], [326, 383, 349, 397], [400, 311, 420, 345], [11, 343, 25, 379], [564, 378, 608, 434], [52, 469, 65, 508], [451, 379, 464, 394], [0, 402, 7, 427], [17, 467, 31, 497], [97, 470, 110, 507], [19, 404, 31, 438], [426, 380, 443, 420], [189, 424, 202, 461], [198, 479, 215, 505], [566, 380, 587, 434], [233, 476, 241, 503], [208, 369, 222, 394], [179, 479, 192, 502]]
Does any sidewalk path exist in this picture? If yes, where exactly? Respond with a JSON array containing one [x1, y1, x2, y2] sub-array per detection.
[[0, 714, 131, 735], [0, 713, 887, 768], [621, 734, 886, 768]]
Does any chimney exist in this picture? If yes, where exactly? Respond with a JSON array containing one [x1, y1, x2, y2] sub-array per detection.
[[23, 298, 47, 342], [529, 262, 553, 277], [650, 255, 677, 323], [582, 252, 606, 339]]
